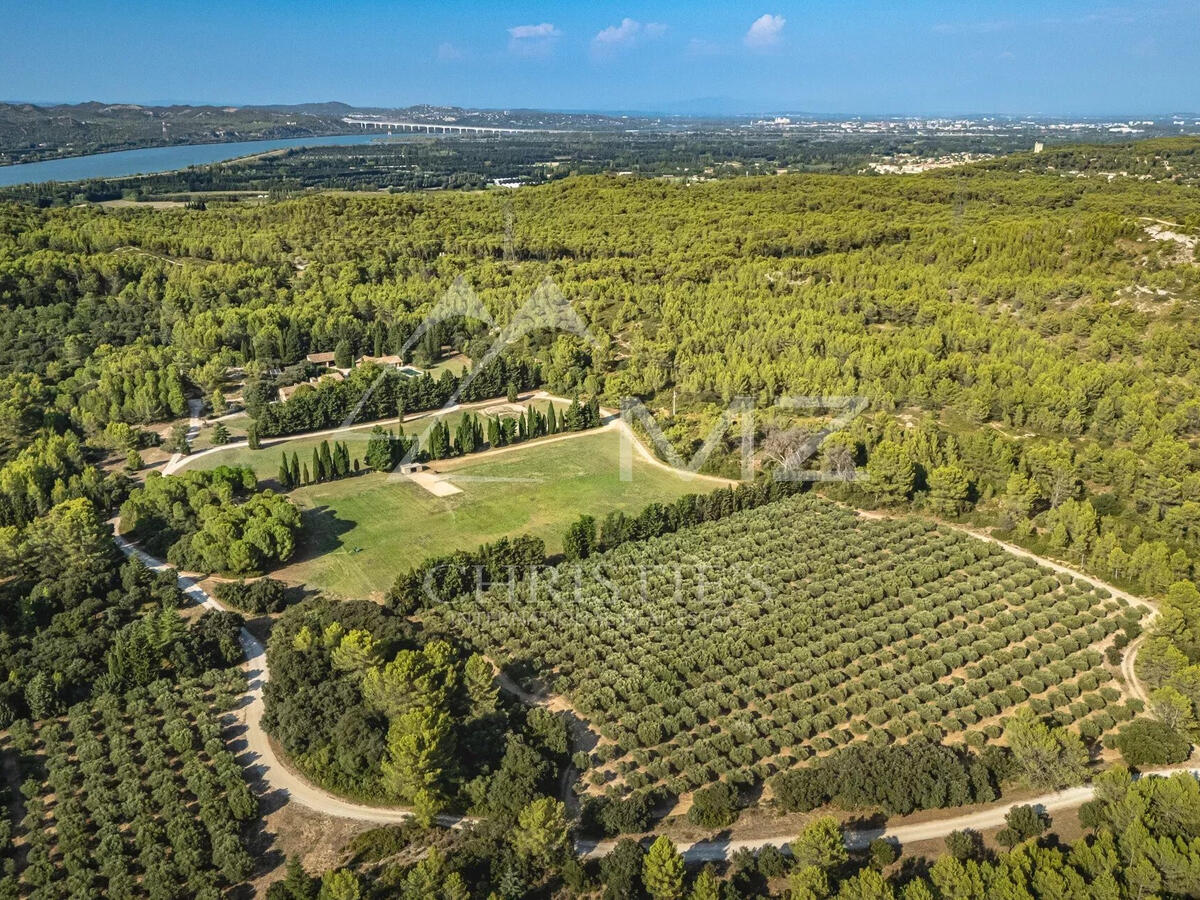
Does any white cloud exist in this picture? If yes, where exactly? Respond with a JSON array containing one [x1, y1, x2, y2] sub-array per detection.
[[591, 18, 668, 56], [744, 13, 785, 49], [595, 18, 641, 45], [507, 22, 561, 56], [436, 42, 463, 61], [508, 23, 561, 40]]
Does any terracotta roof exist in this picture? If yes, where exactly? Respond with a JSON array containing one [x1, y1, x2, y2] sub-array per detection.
[[356, 354, 404, 367], [306, 351, 336, 364]]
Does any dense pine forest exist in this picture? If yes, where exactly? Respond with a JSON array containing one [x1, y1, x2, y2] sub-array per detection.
[[4, 138, 1200, 895]]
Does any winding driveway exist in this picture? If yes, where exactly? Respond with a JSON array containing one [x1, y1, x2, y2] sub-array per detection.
[[116, 428, 1174, 859], [111, 527, 469, 829], [163, 398, 205, 475], [580, 766, 1200, 861]]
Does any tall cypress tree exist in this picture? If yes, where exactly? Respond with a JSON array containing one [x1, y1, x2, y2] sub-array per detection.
[[319, 440, 334, 480]]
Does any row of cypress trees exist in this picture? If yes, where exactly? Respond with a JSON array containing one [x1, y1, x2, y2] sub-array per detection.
[[277, 440, 357, 489]]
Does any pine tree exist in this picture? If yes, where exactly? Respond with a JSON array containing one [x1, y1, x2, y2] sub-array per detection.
[[301, 463, 310, 485], [1004, 707, 1089, 788], [511, 798, 569, 869], [278, 857, 317, 899], [463, 654, 498, 715], [546, 403, 558, 434], [318, 869, 360, 900], [278, 458, 292, 489], [380, 706, 454, 824], [791, 817, 848, 871], [311, 447, 321, 483], [643, 835, 685, 900], [688, 868, 720, 900]]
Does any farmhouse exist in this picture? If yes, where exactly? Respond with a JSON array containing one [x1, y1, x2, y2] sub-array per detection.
[[276, 369, 345, 402], [355, 354, 404, 369]]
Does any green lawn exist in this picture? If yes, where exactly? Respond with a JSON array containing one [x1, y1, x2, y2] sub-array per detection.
[[269, 428, 725, 599]]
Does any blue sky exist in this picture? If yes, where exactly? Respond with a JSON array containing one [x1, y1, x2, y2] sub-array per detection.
[[3, 1, 1197, 114]]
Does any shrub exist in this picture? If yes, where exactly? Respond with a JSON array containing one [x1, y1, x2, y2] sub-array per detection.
[[770, 768, 828, 813], [687, 782, 741, 829], [869, 838, 899, 870], [213, 578, 289, 614], [945, 829, 984, 861], [1113, 719, 1191, 767], [996, 804, 1049, 848]]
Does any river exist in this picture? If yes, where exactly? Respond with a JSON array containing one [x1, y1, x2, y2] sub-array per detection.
[[0, 134, 400, 187]]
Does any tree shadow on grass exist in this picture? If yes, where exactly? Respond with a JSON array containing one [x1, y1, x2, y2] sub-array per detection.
[[285, 504, 357, 566]]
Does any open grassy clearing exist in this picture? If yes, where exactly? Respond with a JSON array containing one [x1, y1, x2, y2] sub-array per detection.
[[435, 494, 1148, 803], [270, 427, 719, 598]]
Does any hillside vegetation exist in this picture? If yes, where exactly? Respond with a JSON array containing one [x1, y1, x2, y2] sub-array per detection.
[[7, 142, 1200, 895]]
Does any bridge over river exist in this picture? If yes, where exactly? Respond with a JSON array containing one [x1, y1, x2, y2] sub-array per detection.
[[342, 116, 575, 135]]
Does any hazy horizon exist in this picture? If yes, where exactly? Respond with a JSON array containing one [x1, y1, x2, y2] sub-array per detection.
[[4, 97, 1198, 121], [3, 0, 1197, 116]]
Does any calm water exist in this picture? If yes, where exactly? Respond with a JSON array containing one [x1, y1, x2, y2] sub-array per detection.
[[0, 134, 394, 187]]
